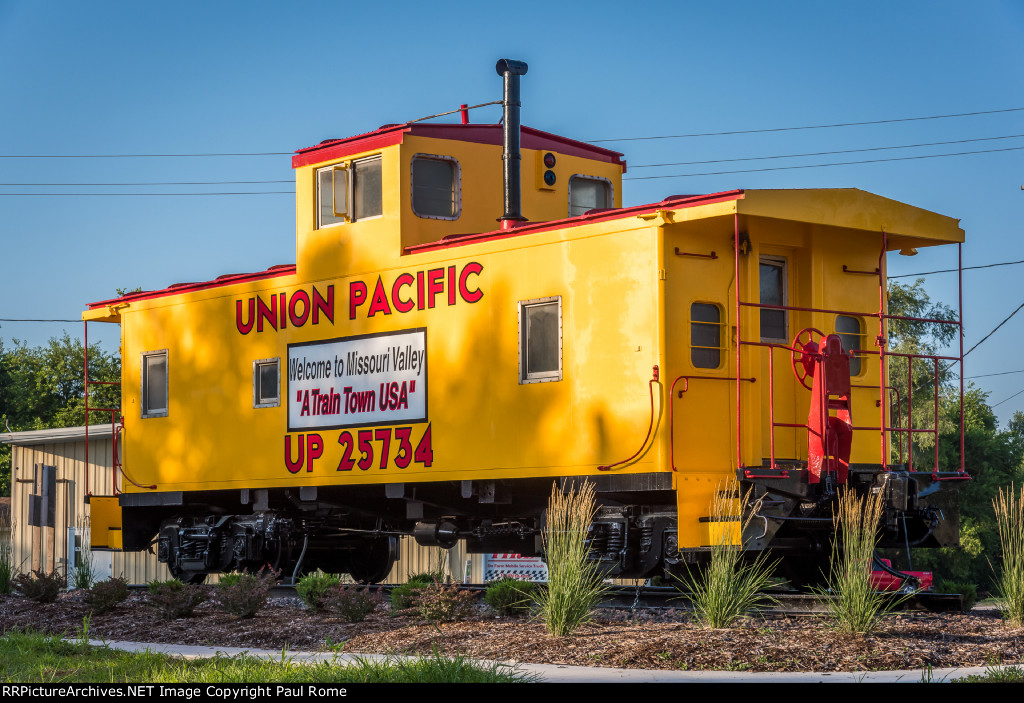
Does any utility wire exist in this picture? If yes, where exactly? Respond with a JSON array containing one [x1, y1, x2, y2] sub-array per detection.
[[0, 191, 295, 196], [0, 180, 293, 186], [592, 106, 1024, 143], [623, 145, 1024, 180], [0, 152, 290, 159], [0, 318, 80, 322], [629, 133, 1024, 168], [891, 259, 1024, 279]]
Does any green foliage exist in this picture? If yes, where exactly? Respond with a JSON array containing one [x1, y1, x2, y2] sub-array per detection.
[[934, 578, 978, 611], [146, 579, 206, 619], [0, 334, 121, 497], [415, 581, 476, 622], [823, 490, 899, 634], [84, 577, 129, 614], [323, 585, 382, 622], [952, 661, 1024, 683], [484, 577, 537, 617], [13, 571, 63, 603], [70, 555, 97, 590], [295, 570, 341, 611], [214, 569, 277, 618], [537, 480, 608, 636], [390, 572, 435, 611], [992, 484, 1024, 626], [0, 533, 13, 595], [675, 485, 777, 628]]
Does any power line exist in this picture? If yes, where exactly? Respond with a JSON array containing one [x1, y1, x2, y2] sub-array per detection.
[[623, 145, 1024, 180], [967, 368, 1024, 380], [0, 191, 295, 196], [0, 152, 290, 159], [0, 318, 80, 322], [992, 387, 1024, 409], [891, 259, 1024, 279], [592, 106, 1024, 143], [0, 180, 293, 186], [629, 133, 1024, 169]]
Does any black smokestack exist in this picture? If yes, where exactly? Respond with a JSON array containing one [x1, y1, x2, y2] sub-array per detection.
[[496, 58, 528, 229]]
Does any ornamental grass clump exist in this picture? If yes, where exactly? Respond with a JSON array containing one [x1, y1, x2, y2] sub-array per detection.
[[992, 483, 1024, 626], [676, 483, 777, 628], [537, 480, 608, 637], [825, 489, 892, 634], [484, 577, 537, 617]]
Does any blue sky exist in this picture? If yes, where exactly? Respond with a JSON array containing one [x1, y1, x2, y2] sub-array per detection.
[[1, 1, 1022, 422]]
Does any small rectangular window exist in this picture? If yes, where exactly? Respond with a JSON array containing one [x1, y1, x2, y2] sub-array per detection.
[[253, 358, 280, 408], [519, 297, 562, 383], [691, 303, 724, 369], [569, 175, 612, 216], [141, 350, 168, 418], [835, 315, 865, 376], [316, 156, 382, 228], [759, 257, 788, 342], [412, 154, 460, 219]]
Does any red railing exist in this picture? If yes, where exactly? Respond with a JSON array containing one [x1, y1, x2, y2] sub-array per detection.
[[728, 222, 968, 481]]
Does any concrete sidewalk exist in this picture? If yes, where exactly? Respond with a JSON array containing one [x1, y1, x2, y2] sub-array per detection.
[[89, 639, 994, 683]]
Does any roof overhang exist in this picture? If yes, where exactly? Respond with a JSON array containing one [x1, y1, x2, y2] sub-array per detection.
[[0, 425, 113, 447]]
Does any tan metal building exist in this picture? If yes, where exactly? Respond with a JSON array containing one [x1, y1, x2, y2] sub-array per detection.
[[0, 425, 488, 585]]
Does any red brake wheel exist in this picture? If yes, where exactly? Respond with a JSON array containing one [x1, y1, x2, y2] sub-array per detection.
[[791, 327, 824, 390]]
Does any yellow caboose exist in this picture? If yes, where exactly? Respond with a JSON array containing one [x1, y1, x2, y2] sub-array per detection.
[[83, 60, 966, 584]]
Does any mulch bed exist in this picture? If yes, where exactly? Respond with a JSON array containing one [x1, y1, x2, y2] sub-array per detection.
[[1, 591, 1022, 672]]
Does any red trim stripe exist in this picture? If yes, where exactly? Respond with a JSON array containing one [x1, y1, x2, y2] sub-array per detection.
[[87, 265, 297, 309], [403, 191, 745, 254]]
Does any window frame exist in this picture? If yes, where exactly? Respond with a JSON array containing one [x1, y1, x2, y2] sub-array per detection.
[[568, 174, 613, 217], [315, 155, 383, 229], [835, 315, 866, 377], [518, 296, 563, 384], [253, 357, 281, 409], [759, 256, 789, 343], [141, 349, 168, 419], [689, 302, 725, 370], [410, 153, 461, 221]]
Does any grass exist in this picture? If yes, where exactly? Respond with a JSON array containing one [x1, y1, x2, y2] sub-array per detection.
[[536, 480, 608, 637], [823, 488, 897, 634], [0, 630, 537, 683], [675, 482, 777, 628], [992, 483, 1024, 627]]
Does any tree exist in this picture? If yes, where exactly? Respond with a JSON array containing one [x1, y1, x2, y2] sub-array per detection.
[[0, 334, 120, 496]]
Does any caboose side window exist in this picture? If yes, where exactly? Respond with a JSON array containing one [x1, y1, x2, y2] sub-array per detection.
[[412, 154, 460, 219], [253, 358, 280, 408], [759, 257, 788, 342], [141, 350, 168, 418], [690, 303, 723, 369], [519, 296, 562, 384], [568, 175, 612, 216], [316, 156, 383, 228], [835, 315, 865, 376]]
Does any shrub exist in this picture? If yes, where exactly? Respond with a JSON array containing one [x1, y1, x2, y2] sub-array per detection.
[[993, 484, 1024, 626], [13, 571, 63, 603], [390, 573, 435, 612], [935, 578, 978, 612], [215, 569, 277, 618], [295, 570, 340, 611], [824, 489, 897, 634], [484, 577, 537, 617], [323, 585, 382, 622], [675, 483, 777, 628], [417, 582, 476, 623], [146, 579, 206, 619], [537, 480, 608, 636], [84, 577, 129, 614]]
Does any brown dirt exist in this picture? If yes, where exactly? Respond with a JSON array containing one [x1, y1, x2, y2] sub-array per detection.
[[1, 591, 1022, 672]]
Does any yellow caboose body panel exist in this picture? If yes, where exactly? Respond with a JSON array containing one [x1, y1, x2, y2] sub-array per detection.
[[83, 76, 967, 583]]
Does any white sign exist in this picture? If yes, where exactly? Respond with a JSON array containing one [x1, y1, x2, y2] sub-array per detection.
[[287, 328, 427, 431]]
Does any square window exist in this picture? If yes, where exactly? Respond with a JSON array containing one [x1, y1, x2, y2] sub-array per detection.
[[690, 303, 723, 369], [759, 258, 788, 342], [519, 297, 562, 383], [569, 176, 612, 216], [141, 350, 168, 418], [412, 154, 460, 219], [253, 358, 280, 408], [316, 156, 382, 228]]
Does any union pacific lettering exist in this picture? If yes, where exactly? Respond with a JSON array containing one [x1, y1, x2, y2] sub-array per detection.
[[235, 262, 484, 333]]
